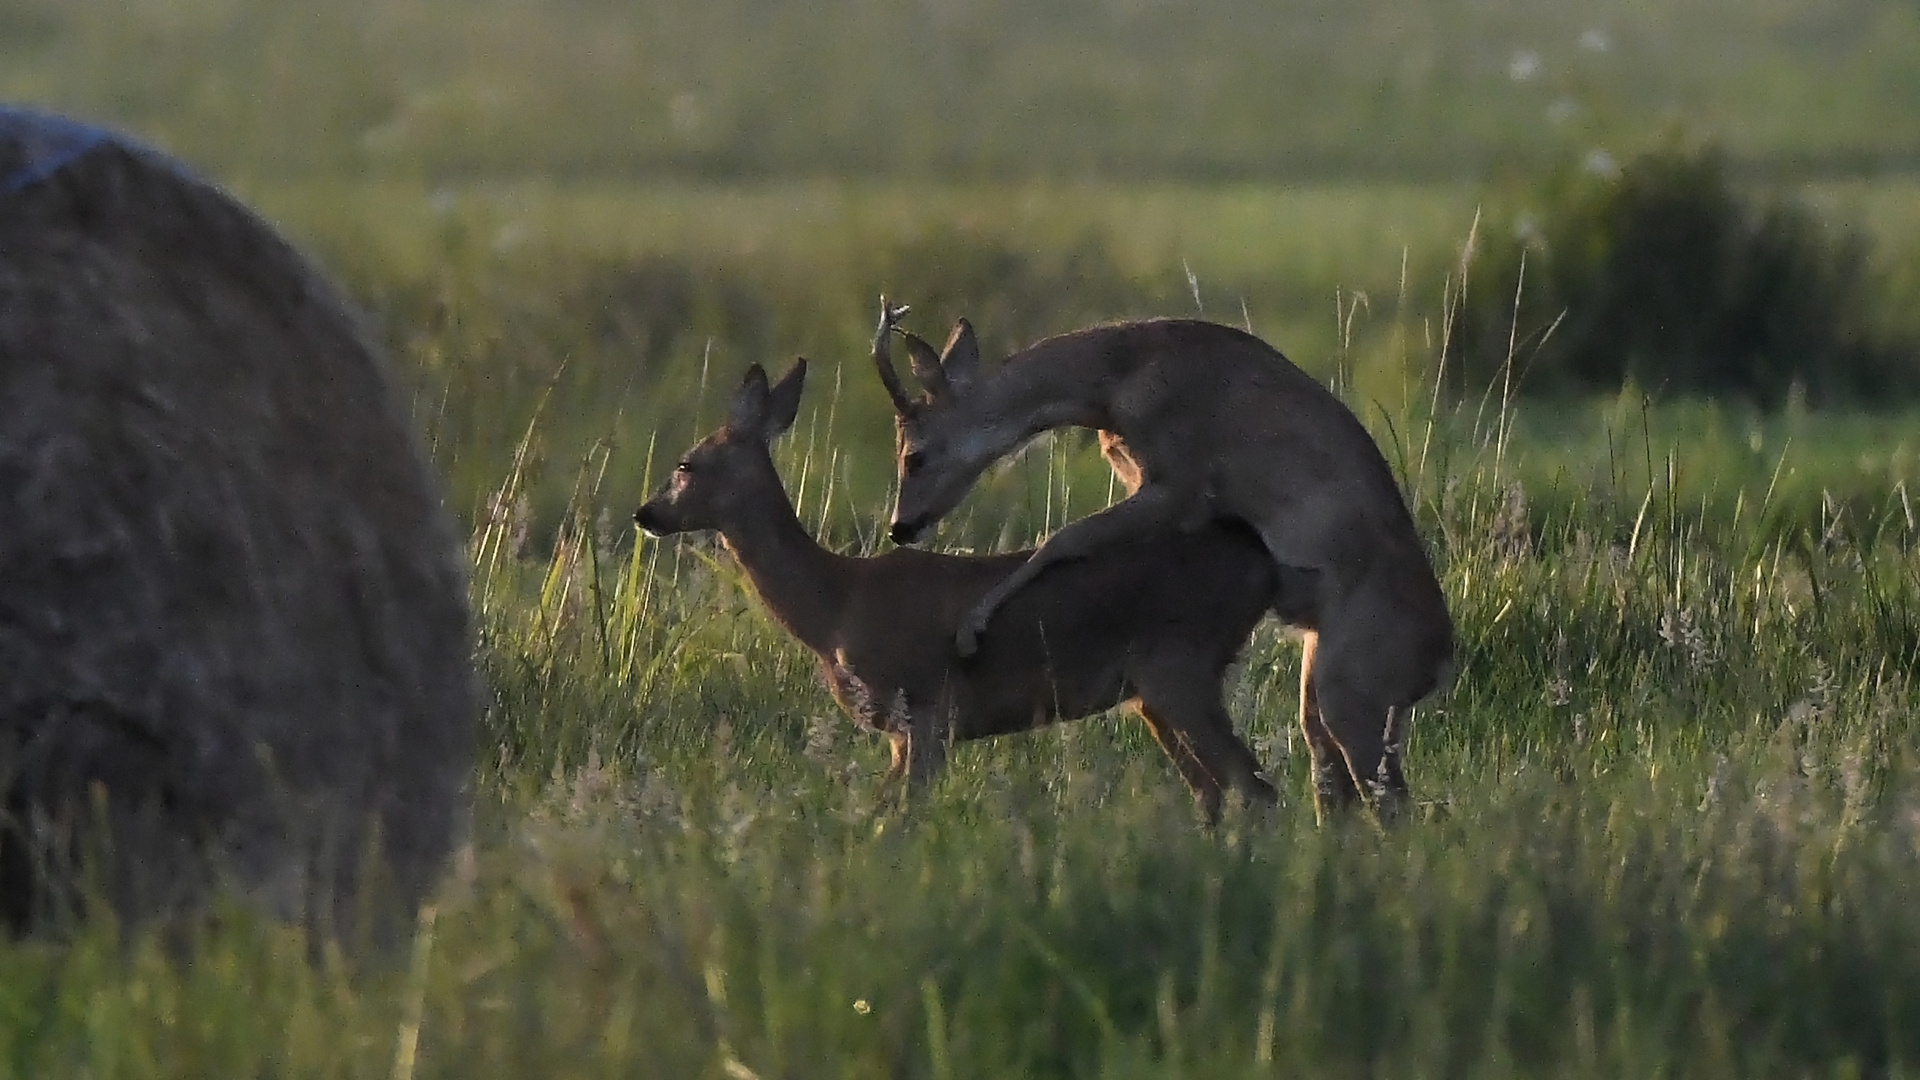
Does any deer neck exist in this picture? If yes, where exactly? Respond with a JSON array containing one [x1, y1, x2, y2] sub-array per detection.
[[987, 348, 1114, 445], [714, 468, 850, 656]]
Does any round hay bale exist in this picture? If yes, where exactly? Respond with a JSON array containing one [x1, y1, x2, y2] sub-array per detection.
[[0, 107, 477, 939]]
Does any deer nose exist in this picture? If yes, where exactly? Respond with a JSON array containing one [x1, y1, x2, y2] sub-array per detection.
[[634, 505, 661, 535], [889, 518, 924, 545]]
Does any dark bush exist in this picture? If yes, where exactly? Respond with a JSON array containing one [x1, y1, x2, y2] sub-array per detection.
[[1451, 141, 1916, 406]]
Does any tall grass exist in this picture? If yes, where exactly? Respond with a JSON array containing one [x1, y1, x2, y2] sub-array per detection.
[[8, 335, 1920, 1075], [450, 320, 1920, 1077]]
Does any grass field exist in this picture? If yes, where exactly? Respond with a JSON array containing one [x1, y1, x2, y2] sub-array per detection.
[[9, 343, 1920, 1076], [11, 0, 1920, 1075], [7, 186, 1920, 1075]]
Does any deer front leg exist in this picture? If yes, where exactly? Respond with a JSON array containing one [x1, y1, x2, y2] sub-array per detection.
[[1133, 701, 1228, 824], [1134, 668, 1278, 824], [902, 707, 952, 796], [873, 733, 911, 806], [873, 719, 955, 814], [955, 481, 1201, 656]]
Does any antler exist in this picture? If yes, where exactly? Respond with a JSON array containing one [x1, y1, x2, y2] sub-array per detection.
[[871, 296, 914, 414]]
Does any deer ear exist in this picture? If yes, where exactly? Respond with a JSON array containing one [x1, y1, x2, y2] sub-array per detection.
[[763, 358, 807, 438], [900, 330, 951, 399], [940, 319, 980, 393], [728, 363, 771, 433]]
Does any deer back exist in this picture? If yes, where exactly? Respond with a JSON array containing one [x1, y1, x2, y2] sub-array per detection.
[[908, 523, 1279, 741]]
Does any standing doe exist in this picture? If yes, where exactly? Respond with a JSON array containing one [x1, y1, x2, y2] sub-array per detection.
[[875, 302, 1454, 820], [634, 358, 1290, 821]]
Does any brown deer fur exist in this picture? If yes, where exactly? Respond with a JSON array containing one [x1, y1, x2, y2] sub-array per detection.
[[874, 303, 1453, 820], [634, 360, 1290, 821]]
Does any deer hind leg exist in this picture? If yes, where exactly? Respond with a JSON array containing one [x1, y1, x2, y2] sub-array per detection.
[[1134, 679, 1277, 825], [1379, 704, 1414, 806], [1311, 642, 1413, 823], [1298, 632, 1362, 822]]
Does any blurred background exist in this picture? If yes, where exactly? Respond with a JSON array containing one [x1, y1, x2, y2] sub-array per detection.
[[12, 0, 1920, 180], [9, 0, 1920, 546]]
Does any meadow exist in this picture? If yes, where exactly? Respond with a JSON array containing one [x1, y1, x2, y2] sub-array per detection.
[[10, 0, 1920, 1076], [0, 178, 1916, 1078]]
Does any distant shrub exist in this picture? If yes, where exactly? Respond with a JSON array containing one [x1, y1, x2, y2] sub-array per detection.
[[1451, 141, 1917, 406]]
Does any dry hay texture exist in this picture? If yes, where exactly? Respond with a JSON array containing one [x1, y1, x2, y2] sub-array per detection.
[[0, 108, 477, 940]]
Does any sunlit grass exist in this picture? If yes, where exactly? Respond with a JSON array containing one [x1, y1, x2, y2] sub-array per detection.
[[9, 360, 1920, 1075], [10, 155, 1920, 1068]]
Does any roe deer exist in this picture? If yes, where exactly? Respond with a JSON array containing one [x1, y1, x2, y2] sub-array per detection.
[[873, 301, 1453, 820], [633, 358, 1290, 821]]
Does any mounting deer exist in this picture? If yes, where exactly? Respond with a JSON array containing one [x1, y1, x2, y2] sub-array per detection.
[[874, 301, 1454, 820], [633, 356, 1295, 822]]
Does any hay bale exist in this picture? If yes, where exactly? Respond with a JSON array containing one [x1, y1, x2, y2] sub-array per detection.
[[0, 107, 477, 938]]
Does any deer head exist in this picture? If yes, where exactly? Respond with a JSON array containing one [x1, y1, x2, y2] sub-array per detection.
[[870, 299, 994, 545], [635, 359, 806, 537]]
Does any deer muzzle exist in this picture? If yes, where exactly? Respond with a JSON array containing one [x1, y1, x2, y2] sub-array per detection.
[[634, 504, 670, 537]]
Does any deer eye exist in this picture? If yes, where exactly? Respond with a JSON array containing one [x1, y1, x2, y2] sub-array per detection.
[[903, 451, 925, 475], [674, 461, 692, 475]]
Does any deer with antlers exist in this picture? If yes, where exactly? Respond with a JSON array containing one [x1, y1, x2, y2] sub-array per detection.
[[872, 301, 1454, 820], [634, 354, 1299, 821]]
